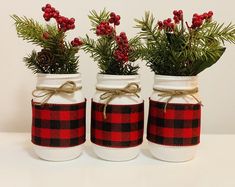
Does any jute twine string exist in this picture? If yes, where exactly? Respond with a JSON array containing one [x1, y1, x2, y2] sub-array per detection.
[[96, 82, 141, 119], [32, 81, 81, 105], [153, 87, 203, 112]]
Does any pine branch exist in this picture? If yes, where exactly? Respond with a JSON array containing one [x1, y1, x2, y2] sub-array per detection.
[[12, 15, 48, 47], [205, 22, 235, 44], [135, 12, 159, 43], [128, 36, 143, 62]]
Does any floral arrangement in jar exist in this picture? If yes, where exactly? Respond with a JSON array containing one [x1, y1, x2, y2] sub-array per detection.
[[12, 3, 83, 74], [83, 9, 144, 161], [12, 4, 86, 162], [135, 10, 235, 162], [82, 9, 142, 75]]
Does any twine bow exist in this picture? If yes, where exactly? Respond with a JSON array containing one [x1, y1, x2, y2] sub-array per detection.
[[32, 81, 81, 105], [154, 87, 203, 112], [96, 82, 141, 119]]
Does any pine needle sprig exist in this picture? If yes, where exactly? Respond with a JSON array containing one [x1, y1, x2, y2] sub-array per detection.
[[135, 12, 160, 44], [12, 15, 51, 47]]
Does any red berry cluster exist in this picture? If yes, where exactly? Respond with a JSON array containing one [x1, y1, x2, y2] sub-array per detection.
[[191, 11, 213, 29], [173, 10, 183, 24], [96, 21, 114, 36], [114, 32, 129, 63], [42, 4, 75, 32], [42, 4, 59, 21], [158, 18, 174, 31], [71, 38, 83, 47], [109, 12, 121, 26], [157, 10, 184, 31]]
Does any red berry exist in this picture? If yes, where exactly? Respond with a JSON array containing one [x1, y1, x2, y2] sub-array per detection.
[[208, 11, 213, 18], [45, 4, 51, 8], [42, 32, 50, 39], [57, 17, 63, 24], [69, 18, 75, 24], [45, 8, 51, 13], [116, 15, 121, 21], [173, 10, 178, 15], [110, 12, 116, 17], [70, 24, 75, 30], [71, 38, 83, 47], [173, 16, 180, 23], [44, 17, 50, 21], [120, 32, 126, 37], [109, 18, 115, 23], [42, 7, 45, 11], [167, 18, 172, 23], [178, 10, 183, 15], [115, 20, 120, 26], [53, 13, 58, 18], [202, 13, 208, 19], [74, 38, 79, 43]]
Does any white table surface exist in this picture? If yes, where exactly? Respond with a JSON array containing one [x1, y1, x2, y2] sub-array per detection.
[[0, 133, 234, 187]]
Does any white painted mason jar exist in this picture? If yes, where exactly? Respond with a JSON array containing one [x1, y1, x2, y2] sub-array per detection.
[[91, 74, 144, 161], [147, 75, 201, 162], [32, 73, 86, 161]]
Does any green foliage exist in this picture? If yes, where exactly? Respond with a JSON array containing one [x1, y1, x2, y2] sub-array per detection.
[[12, 15, 80, 74], [135, 12, 235, 76], [82, 9, 141, 75]]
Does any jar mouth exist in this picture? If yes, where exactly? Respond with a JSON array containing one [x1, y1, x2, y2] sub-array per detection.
[[155, 74, 197, 81], [96, 74, 141, 89], [36, 73, 82, 88], [97, 73, 140, 80], [154, 74, 198, 90], [37, 73, 81, 79]]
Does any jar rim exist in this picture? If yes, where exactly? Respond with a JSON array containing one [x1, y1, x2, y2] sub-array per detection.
[[97, 73, 140, 80], [155, 74, 197, 80], [37, 73, 81, 79]]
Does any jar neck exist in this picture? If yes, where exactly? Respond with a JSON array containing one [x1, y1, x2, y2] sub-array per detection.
[[36, 73, 82, 88], [153, 75, 198, 90], [96, 74, 140, 89]]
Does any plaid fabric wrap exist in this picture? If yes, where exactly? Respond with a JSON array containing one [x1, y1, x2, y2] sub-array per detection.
[[31, 100, 86, 147], [91, 101, 144, 148], [147, 100, 201, 146]]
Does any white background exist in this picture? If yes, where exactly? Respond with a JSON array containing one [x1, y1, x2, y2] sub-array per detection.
[[0, 0, 235, 133]]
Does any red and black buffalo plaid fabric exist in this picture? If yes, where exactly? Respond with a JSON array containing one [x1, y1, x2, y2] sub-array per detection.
[[91, 101, 144, 148], [31, 100, 86, 147], [147, 99, 201, 146]]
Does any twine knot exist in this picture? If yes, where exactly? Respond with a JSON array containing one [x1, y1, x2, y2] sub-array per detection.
[[96, 82, 141, 119], [154, 87, 203, 112], [32, 81, 81, 105]]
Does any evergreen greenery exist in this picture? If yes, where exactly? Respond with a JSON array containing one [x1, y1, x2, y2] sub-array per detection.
[[135, 11, 235, 76], [12, 15, 80, 74], [82, 9, 142, 75]]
